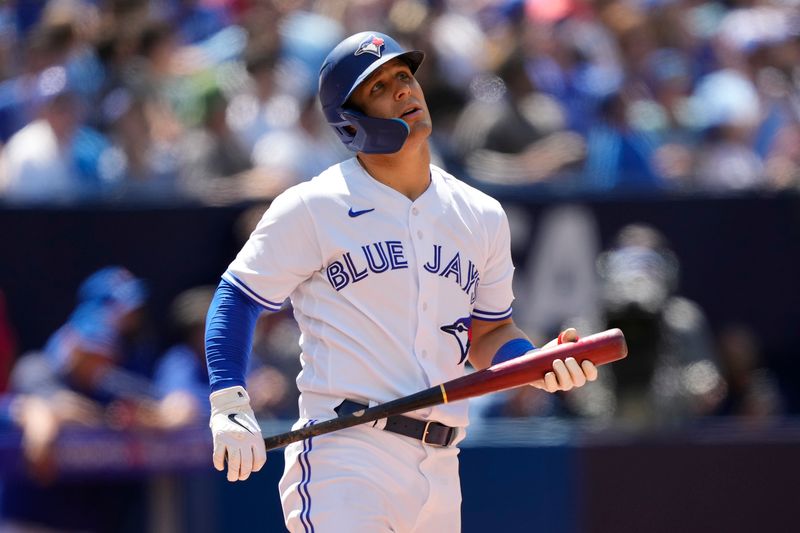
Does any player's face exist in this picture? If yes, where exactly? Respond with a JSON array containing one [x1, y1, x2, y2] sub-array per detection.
[[349, 58, 432, 143]]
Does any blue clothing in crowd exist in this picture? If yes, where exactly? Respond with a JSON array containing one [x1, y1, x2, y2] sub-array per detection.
[[154, 343, 210, 410], [41, 267, 157, 403]]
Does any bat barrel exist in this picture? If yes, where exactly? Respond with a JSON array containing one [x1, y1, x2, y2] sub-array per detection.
[[442, 328, 627, 403]]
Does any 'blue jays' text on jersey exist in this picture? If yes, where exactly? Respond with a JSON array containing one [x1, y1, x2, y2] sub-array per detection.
[[224, 158, 514, 427]]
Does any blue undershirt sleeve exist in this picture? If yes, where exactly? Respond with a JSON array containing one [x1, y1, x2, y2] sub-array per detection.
[[205, 278, 264, 392]]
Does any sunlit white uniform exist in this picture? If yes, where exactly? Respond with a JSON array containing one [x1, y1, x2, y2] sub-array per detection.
[[225, 157, 514, 532]]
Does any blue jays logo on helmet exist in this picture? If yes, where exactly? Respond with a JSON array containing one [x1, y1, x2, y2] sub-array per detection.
[[441, 317, 472, 365], [355, 35, 385, 58], [318, 31, 424, 154]]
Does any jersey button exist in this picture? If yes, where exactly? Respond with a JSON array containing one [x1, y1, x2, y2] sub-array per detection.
[[421, 350, 428, 358], [412, 207, 419, 215], [417, 230, 423, 239], [422, 302, 428, 311]]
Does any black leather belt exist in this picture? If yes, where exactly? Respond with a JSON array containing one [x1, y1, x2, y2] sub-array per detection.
[[335, 400, 457, 447]]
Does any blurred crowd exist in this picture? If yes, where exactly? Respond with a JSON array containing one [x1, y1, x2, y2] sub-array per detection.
[[0, 263, 304, 529], [476, 220, 784, 427], [0, 266, 302, 481], [0, 0, 799, 205]]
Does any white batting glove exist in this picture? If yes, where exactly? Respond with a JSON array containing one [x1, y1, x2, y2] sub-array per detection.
[[531, 328, 599, 393], [209, 386, 267, 482]]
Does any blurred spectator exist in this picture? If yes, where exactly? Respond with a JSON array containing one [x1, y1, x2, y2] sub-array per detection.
[[7, 267, 195, 436], [0, 65, 113, 203], [508, 222, 724, 427], [163, 0, 232, 45], [276, 9, 343, 100], [644, 48, 700, 184], [152, 285, 217, 428], [115, 19, 186, 196], [745, 24, 800, 190], [583, 91, 663, 191], [154, 283, 300, 424], [0, 267, 164, 532], [575, 223, 723, 427], [40, 0, 105, 102], [522, 13, 623, 135], [96, 88, 164, 196], [689, 70, 765, 191], [0, 22, 76, 143], [250, 94, 347, 190], [37, 267, 158, 407], [453, 48, 585, 185], [179, 86, 253, 200], [227, 42, 284, 154], [714, 324, 784, 419], [249, 307, 302, 420]]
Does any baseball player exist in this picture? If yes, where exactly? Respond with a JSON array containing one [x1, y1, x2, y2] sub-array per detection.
[[205, 31, 598, 532]]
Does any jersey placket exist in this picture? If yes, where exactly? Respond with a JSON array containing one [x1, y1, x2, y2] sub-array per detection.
[[406, 189, 440, 386]]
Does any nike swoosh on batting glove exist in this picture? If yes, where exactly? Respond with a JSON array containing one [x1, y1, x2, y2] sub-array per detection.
[[209, 386, 267, 482]]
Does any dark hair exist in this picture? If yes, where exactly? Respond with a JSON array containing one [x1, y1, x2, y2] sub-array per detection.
[[137, 20, 173, 58], [26, 22, 75, 57], [244, 45, 278, 75]]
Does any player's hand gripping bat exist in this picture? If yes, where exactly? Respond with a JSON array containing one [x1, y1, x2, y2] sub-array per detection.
[[263, 328, 627, 450]]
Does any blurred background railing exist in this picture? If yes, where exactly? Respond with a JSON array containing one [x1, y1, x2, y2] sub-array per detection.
[[2, 417, 800, 533]]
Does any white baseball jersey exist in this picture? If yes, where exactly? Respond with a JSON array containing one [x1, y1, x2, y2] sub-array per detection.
[[224, 157, 514, 428]]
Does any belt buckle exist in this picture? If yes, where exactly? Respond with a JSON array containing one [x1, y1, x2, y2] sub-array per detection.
[[422, 421, 448, 447]]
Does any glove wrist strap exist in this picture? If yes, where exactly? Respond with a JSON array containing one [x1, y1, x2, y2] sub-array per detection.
[[210, 385, 251, 414]]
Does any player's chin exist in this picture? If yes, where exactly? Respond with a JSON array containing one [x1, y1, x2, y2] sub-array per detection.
[[405, 118, 433, 139]]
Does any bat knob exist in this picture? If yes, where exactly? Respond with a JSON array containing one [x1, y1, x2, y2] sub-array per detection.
[[558, 329, 580, 344]]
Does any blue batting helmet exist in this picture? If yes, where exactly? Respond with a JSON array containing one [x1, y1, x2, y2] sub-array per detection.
[[319, 31, 424, 154], [77, 266, 148, 311]]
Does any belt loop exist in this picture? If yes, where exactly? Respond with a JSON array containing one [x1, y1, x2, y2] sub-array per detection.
[[333, 400, 345, 416], [445, 426, 456, 447]]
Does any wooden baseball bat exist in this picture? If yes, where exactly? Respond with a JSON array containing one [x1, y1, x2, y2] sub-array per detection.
[[262, 328, 627, 451]]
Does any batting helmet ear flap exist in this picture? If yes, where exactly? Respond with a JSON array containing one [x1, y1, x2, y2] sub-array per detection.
[[340, 110, 410, 154]]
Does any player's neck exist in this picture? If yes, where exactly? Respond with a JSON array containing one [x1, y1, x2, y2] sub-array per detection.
[[357, 142, 431, 201]]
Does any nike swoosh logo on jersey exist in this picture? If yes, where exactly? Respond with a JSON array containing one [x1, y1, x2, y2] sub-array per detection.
[[228, 413, 253, 434], [348, 207, 375, 218]]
